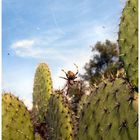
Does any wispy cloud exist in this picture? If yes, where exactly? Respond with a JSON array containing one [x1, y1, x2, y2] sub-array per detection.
[[10, 20, 117, 59], [10, 38, 67, 60], [11, 39, 35, 49]]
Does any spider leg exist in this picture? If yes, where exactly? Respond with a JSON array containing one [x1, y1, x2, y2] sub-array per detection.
[[59, 76, 68, 80], [74, 63, 79, 76], [61, 69, 67, 75], [74, 76, 77, 79]]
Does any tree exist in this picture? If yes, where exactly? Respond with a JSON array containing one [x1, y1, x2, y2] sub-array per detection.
[[82, 40, 121, 84]]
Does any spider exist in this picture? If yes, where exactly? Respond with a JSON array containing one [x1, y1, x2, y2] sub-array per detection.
[[60, 63, 79, 85], [60, 64, 84, 98]]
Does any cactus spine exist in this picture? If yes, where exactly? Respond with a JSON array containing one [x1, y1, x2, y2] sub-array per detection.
[[33, 63, 53, 123], [2, 93, 34, 140]]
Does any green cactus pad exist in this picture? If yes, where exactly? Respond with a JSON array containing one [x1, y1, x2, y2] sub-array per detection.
[[2, 93, 34, 140], [33, 63, 53, 123], [46, 93, 75, 140], [77, 78, 138, 140], [118, 0, 138, 89]]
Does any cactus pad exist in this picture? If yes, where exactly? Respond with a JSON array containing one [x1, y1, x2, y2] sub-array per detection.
[[77, 78, 138, 140], [46, 93, 75, 140], [118, 0, 138, 89], [33, 63, 53, 123], [2, 93, 34, 140]]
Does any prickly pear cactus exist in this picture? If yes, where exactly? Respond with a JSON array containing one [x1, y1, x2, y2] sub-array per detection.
[[118, 0, 138, 89], [46, 93, 75, 140], [77, 78, 138, 140], [2, 93, 34, 140], [33, 63, 53, 123]]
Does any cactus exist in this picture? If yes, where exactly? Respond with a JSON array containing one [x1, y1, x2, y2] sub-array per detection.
[[77, 78, 138, 140], [118, 0, 138, 89], [2, 93, 34, 140], [46, 92, 76, 140], [33, 63, 53, 123]]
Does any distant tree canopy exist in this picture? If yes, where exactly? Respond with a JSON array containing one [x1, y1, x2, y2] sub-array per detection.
[[82, 40, 121, 84]]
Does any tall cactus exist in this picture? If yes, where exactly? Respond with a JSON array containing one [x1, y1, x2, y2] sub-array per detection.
[[118, 0, 138, 89], [2, 93, 34, 140], [77, 78, 138, 140], [46, 92, 76, 140], [33, 63, 53, 123]]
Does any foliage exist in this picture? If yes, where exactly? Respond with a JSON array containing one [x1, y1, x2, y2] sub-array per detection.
[[82, 40, 120, 84]]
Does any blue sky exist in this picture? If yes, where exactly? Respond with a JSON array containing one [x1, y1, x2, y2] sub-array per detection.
[[2, 0, 125, 108]]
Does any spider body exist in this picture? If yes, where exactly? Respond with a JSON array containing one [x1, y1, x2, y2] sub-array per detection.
[[66, 71, 77, 80]]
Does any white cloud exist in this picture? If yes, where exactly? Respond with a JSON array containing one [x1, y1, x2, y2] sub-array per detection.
[[11, 39, 35, 49], [10, 28, 68, 60], [10, 18, 117, 60], [10, 39, 68, 60]]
